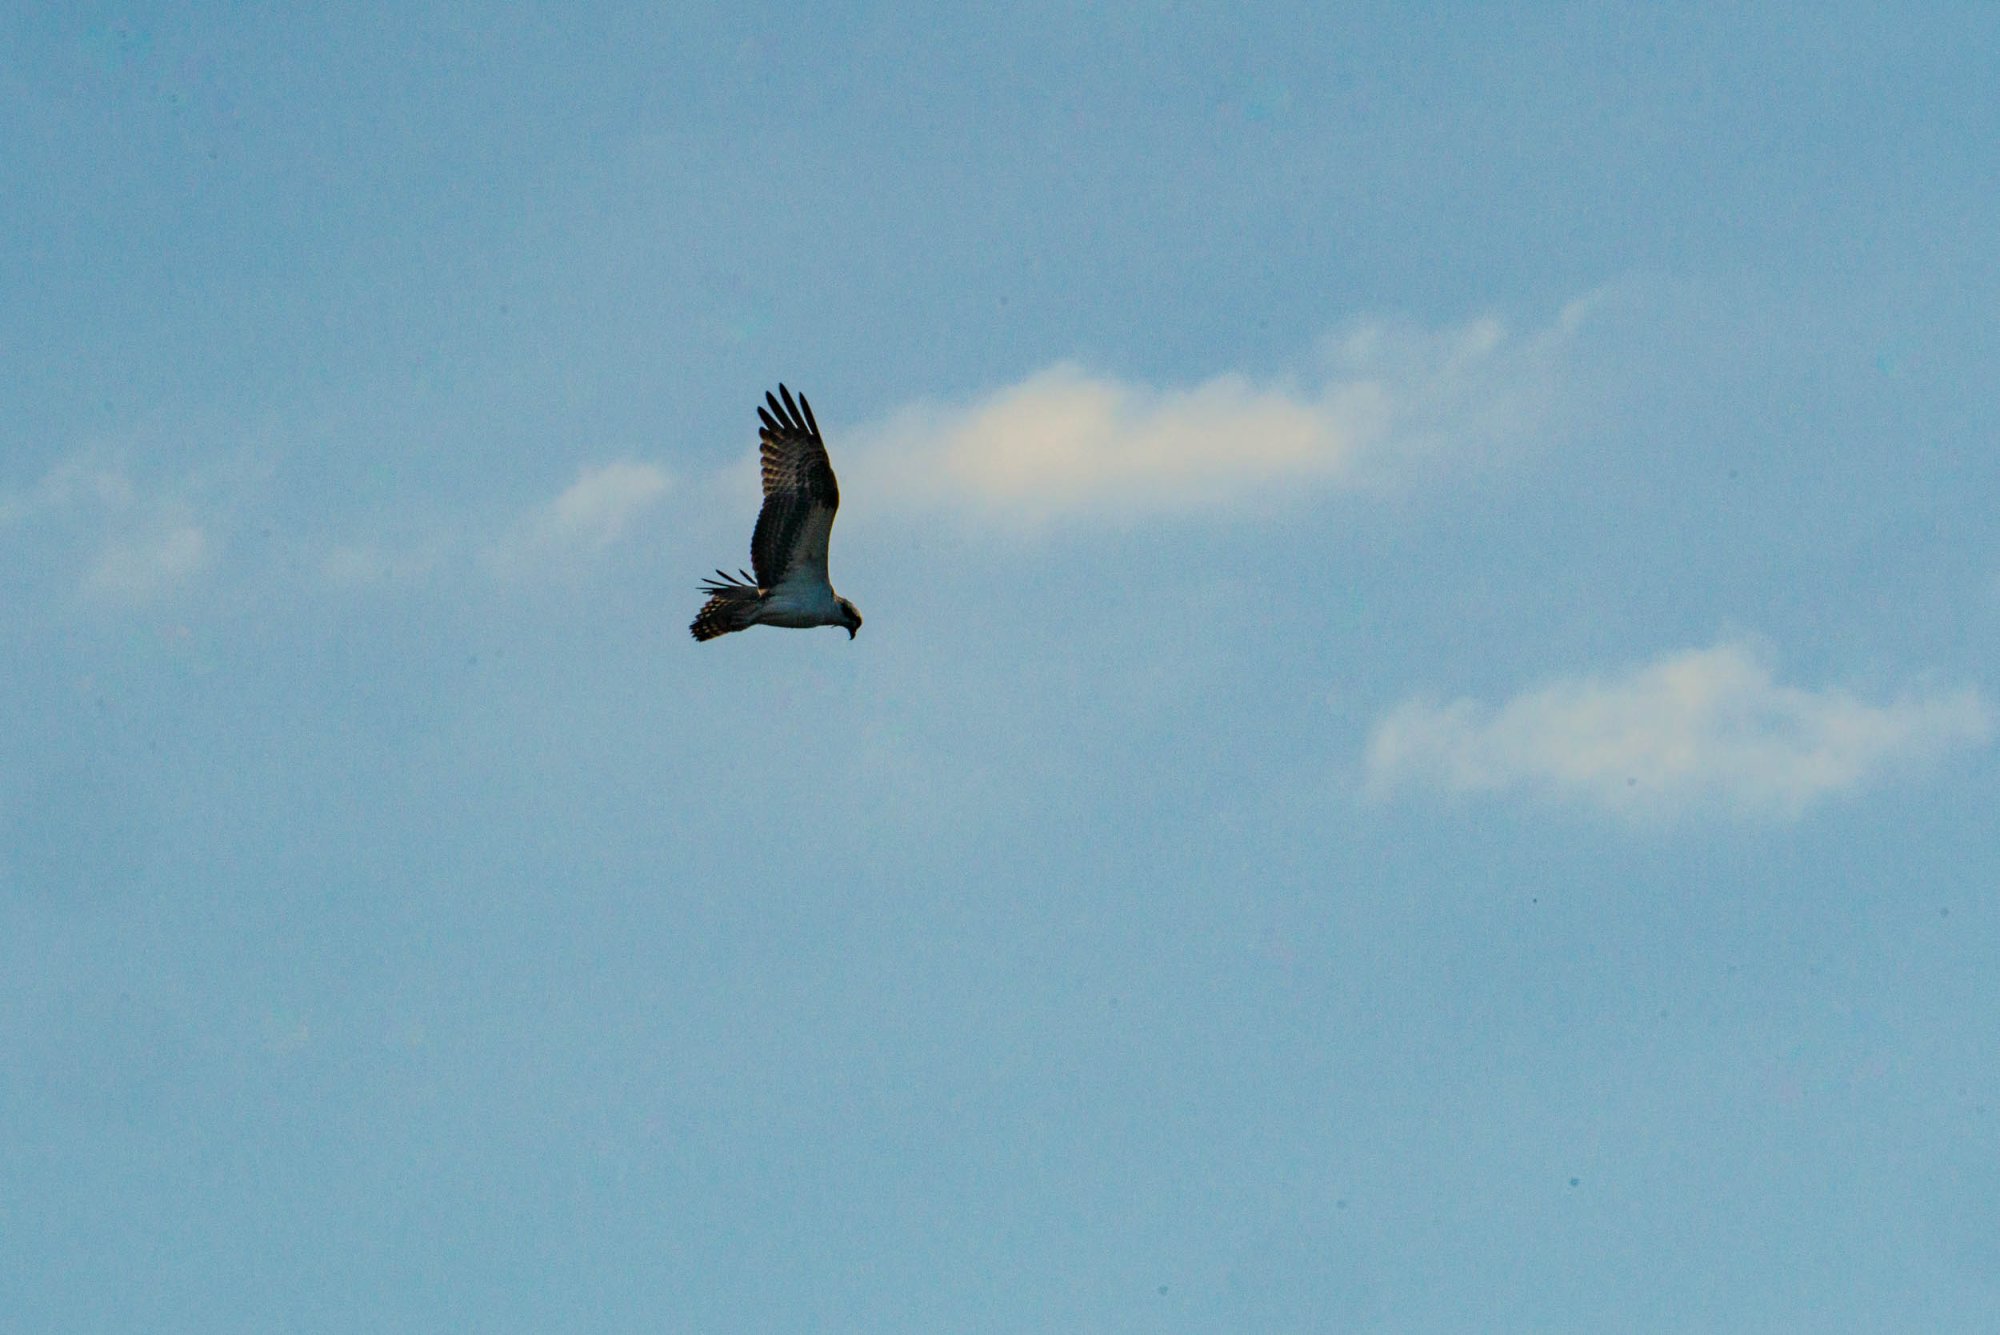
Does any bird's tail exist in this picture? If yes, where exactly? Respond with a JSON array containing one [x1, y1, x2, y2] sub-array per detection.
[[690, 569, 763, 641]]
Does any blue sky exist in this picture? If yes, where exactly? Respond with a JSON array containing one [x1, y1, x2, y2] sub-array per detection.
[[4, 3, 1998, 1329]]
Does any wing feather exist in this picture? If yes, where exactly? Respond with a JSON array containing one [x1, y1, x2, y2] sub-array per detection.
[[749, 384, 840, 589]]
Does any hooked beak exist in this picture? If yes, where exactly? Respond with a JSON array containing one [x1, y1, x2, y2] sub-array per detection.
[[846, 625, 858, 640]]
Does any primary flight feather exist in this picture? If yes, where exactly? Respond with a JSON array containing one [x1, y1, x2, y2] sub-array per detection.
[[691, 385, 863, 642]]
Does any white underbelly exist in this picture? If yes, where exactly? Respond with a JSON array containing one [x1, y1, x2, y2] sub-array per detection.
[[757, 580, 841, 627]]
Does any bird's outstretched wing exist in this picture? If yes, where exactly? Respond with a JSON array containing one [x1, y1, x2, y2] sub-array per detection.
[[750, 384, 840, 590]]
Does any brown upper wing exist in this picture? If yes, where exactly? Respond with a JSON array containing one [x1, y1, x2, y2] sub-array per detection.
[[749, 384, 840, 589]]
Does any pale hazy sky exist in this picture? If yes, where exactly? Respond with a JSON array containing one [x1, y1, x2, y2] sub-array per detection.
[[5, 4, 1999, 1330]]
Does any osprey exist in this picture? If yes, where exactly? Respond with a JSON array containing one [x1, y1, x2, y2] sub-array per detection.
[[691, 385, 863, 642]]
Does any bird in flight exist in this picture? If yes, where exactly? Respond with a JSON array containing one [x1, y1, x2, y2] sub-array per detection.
[[691, 385, 863, 642]]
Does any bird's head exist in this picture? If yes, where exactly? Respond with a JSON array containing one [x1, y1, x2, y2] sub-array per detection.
[[837, 597, 863, 639]]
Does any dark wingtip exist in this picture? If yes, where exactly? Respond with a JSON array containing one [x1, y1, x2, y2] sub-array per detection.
[[759, 384, 820, 439]]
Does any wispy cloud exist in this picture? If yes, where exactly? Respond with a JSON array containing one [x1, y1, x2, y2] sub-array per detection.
[[315, 459, 674, 591], [1365, 642, 1992, 821], [538, 461, 672, 551], [1, 459, 217, 604], [85, 523, 214, 601], [847, 296, 1600, 522], [486, 460, 671, 576]]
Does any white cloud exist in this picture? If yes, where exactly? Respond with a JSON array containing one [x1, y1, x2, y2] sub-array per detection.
[[541, 461, 671, 550], [84, 523, 214, 601], [22, 460, 141, 511], [847, 295, 1599, 522], [487, 460, 670, 574], [1365, 642, 1992, 821], [314, 459, 673, 591], [1, 459, 218, 604]]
